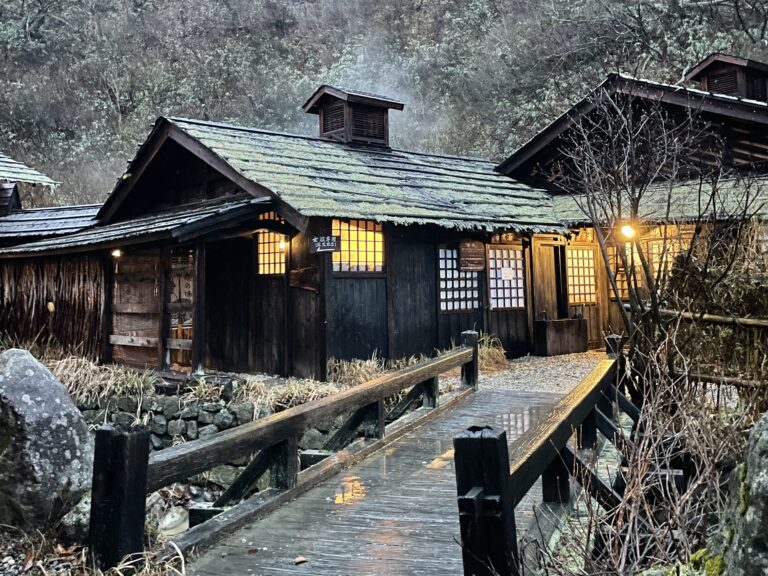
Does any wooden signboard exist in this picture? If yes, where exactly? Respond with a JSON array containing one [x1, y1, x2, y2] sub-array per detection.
[[310, 235, 340, 253], [459, 240, 486, 271]]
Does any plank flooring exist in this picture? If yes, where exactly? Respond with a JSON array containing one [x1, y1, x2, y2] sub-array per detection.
[[189, 387, 562, 576]]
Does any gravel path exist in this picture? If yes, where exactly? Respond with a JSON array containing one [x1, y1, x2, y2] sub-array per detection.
[[478, 350, 605, 395]]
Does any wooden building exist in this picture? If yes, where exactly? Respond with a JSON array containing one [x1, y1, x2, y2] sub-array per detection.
[[0, 87, 569, 379], [498, 53, 768, 337]]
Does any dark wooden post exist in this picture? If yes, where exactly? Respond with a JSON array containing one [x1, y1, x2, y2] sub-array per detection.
[[89, 425, 151, 570], [193, 240, 207, 374], [423, 376, 439, 409], [158, 247, 171, 370], [454, 426, 518, 576], [270, 434, 299, 490], [461, 330, 479, 390], [542, 448, 570, 503], [363, 399, 385, 439], [578, 409, 598, 449]]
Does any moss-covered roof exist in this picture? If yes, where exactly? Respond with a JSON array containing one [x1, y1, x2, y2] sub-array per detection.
[[0, 152, 57, 188], [166, 117, 563, 233], [553, 178, 768, 225]]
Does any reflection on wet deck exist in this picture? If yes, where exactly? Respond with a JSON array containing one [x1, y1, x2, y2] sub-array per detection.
[[189, 389, 561, 576]]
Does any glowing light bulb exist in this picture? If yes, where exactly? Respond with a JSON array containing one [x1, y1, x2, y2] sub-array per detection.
[[111, 248, 123, 258], [620, 224, 636, 240], [278, 239, 286, 250]]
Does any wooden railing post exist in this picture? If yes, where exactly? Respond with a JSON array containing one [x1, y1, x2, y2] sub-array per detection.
[[461, 330, 479, 390], [423, 376, 439, 408], [270, 434, 299, 490], [578, 409, 598, 449], [454, 426, 518, 576], [89, 424, 150, 570], [605, 334, 624, 356], [541, 448, 570, 503]]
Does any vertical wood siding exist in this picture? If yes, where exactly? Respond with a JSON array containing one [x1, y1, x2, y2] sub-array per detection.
[[327, 277, 388, 360]]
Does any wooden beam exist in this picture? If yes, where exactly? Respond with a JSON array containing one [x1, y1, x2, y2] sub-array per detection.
[[112, 302, 161, 314], [158, 247, 171, 370], [507, 358, 617, 507], [192, 241, 207, 373], [146, 347, 473, 491], [109, 335, 159, 348], [384, 381, 426, 422]]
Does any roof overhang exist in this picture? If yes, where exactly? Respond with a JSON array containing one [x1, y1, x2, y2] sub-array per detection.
[[497, 73, 768, 178], [302, 85, 405, 114], [0, 197, 272, 258], [684, 53, 768, 82]]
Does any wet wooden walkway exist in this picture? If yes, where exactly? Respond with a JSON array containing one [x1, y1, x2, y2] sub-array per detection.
[[189, 386, 563, 576]]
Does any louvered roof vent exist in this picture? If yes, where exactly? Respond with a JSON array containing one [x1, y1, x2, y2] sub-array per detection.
[[302, 86, 404, 147], [0, 183, 21, 217], [685, 53, 768, 100]]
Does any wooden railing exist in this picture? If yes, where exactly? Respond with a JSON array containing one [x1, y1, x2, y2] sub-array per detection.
[[453, 342, 637, 576], [88, 331, 480, 569]]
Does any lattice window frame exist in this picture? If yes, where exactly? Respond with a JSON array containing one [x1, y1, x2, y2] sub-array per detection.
[[332, 219, 384, 273], [256, 230, 287, 276], [487, 245, 526, 310], [438, 246, 480, 313], [566, 246, 597, 305]]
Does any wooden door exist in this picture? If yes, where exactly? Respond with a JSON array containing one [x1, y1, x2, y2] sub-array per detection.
[[531, 238, 567, 321]]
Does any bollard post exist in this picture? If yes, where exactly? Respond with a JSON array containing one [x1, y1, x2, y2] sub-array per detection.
[[605, 334, 624, 356], [454, 426, 518, 576], [461, 330, 479, 390], [89, 424, 150, 569]]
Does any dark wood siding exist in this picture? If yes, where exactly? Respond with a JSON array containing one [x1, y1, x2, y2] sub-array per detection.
[[327, 277, 388, 360], [487, 310, 529, 357], [289, 220, 326, 380], [205, 238, 252, 372], [251, 276, 287, 375], [387, 229, 438, 358]]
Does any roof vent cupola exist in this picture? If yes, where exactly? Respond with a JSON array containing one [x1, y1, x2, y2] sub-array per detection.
[[685, 53, 768, 101], [302, 86, 404, 147], [0, 183, 21, 217]]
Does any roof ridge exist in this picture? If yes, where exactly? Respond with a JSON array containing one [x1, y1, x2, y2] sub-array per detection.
[[167, 116, 495, 163]]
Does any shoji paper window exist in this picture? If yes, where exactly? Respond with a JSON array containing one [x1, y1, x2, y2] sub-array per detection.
[[488, 246, 525, 310], [438, 247, 480, 312], [566, 247, 597, 304]]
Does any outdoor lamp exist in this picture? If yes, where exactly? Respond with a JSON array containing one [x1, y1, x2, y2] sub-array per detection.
[[111, 248, 123, 259], [620, 224, 636, 240]]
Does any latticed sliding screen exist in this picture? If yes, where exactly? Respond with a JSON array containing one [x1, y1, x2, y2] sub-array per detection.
[[566, 247, 597, 304], [332, 219, 384, 272], [256, 230, 286, 275], [648, 238, 688, 278], [438, 247, 480, 312], [606, 245, 630, 300], [488, 246, 525, 310]]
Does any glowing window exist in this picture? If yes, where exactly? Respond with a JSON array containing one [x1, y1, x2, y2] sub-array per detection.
[[566, 247, 597, 304], [332, 219, 384, 272], [257, 230, 286, 275], [438, 247, 479, 312], [488, 246, 525, 310]]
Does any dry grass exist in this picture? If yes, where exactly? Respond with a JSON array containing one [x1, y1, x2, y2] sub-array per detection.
[[477, 332, 508, 373], [0, 525, 185, 575], [49, 356, 158, 406]]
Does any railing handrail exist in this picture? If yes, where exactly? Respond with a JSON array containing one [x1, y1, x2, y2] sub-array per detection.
[[147, 345, 475, 491], [507, 358, 618, 506], [624, 304, 768, 329]]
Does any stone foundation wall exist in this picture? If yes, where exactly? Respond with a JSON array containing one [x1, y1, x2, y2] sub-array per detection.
[[77, 395, 266, 450]]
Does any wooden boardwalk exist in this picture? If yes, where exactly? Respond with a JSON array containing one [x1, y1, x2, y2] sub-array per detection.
[[189, 386, 562, 576]]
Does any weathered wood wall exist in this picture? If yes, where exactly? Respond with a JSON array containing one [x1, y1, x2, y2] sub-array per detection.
[[386, 228, 438, 358], [206, 238, 253, 373], [0, 254, 105, 357]]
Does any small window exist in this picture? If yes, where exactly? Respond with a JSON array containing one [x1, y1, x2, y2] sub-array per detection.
[[488, 246, 525, 310], [606, 245, 630, 300], [332, 219, 384, 272], [566, 247, 597, 304], [438, 247, 480, 312], [257, 230, 287, 275]]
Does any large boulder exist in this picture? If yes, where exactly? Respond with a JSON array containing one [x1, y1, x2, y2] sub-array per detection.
[[725, 411, 768, 576], [0, 349, 94, 530]]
